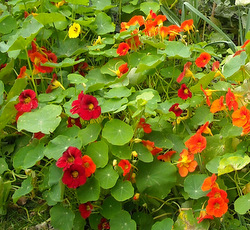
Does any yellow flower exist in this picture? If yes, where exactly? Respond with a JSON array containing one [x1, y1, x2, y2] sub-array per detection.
[[69, 23, 81, 38]]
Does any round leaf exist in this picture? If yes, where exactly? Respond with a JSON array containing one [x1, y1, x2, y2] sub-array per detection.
[[0, 158, 8, 174], [102, 119, 134, 145], [110, 144, 131, 159], [234, 193, 250, 215], [78, 123, 102, 146], [100, 196, 122, 219], [152, 218, 173, 230], [95, 12, 115, 35], [110, 210, 136, 230], [111, 180, 134, 201], [12, 176, 33, 203]]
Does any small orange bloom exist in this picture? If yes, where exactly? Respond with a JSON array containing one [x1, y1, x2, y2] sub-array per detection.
[[241, 39, 250, 49], [17, 66, 28, 79], [165, 25, 182, 41], [226, 88, 238, 111], [118, 159, 131, 176], [116, 63, 129, 78], [143, 20, 157, 37], [82, 155, 96, 177], [177, 62, 194, 83], [207, 187, 229, 203], [242, 121, 250, 135], [127, 15, 145, 27], [146, 10, 157, 20], [185, 133, 207, 154], [232, 106, 250, 127], [201, 174, 218, 191], [180, 19, 194, 33], [141, 140, 163, 155], [210, 96, 226, 113], [195, 52, 211, 68], [154, 15, 167, 26], [116, 42, 130, 56], [157, 150, 176, 162], [197, 121, 213, 136], [197, 210, 214, 223], [138, 118, 152, 133], [200, 85, 211, 106], [206, 197, 228, 217], [177, 149, 198, 177]]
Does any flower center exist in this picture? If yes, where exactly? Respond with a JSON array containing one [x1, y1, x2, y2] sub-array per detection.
[[88, 103, 94, 110], [67, 156, 74, 163], [24, 96, 31, 104], [214, 203, 220, 209], [84, 162, 90, 168], [184, 89, 189, 94], [124, 164, 129, 169], [74, 27, 78, 33], [71, 171, 79, 178]]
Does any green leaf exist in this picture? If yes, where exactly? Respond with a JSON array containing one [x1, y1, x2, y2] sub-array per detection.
[[110, 210, 136, 230], [0, 16, 16, 34], [0, 80, 4, 105], [220, 123, 243, 138], [0, 158, 8, 174], [136, 160, 176, 199], [6, 78, 27, 102], [140, 2, 160, 15], [190, 72, 215, 92], [102, 119, 134, 145], [95, 164, 119, 189], [133, 143, 153, 163], [86, 140, 109, 168], [0, 100, 17, 131], [42, 58, 85, 68], [13, 143, 45, 170], [152, 218, 173, 230], [101, 98, 128, 113], [44, 181, 64, 205], [136, 55, 165, 73], [44, 135, 82, 160], [206, 156, 220, 174], [100, 196, 122, 219], [234, 193, 250, 215], [146, 131, 173, 149], [17, 105, 62, 134], [190, 106, 213, 126], [111, 180, 134, 201], [184, 174, 208, 199], [12, 176, 33, 203], [73, 212, 86, 230], [158, 41, 191, 58], [110, 144, 131, 159], [78, 123, 102, 146], [48, 163, 63, 186], [68, 73, 88, 85], [35, 13, 66, 25], [104, 86, 131, 99], [77, 177, 100, 203], [95, 12, 115, 35], [66, 0, 88, 4], [50, 204, 75, 230], [92, 0, 112, 10]]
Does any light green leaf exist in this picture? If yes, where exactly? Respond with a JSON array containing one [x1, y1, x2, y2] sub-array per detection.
[[136, 55, 165, 73], [0, 16, 16, 34], [104, 86, 131, 99], [78, 123, 102, 146], [110, 210, 136, 230], [190, 72, 215, 93], [92, 0, 112, 10], [17, 105, 62, 134], [152, 218, 173, 230], [68, 73, 88, 84], [12, 176, 33, 203], [133, 143, 153, 163], [234, 193, 250, 214], [100, 196, 122, 219], [110, 144, 131, 159], [42, 58, 85, 68], [101, 98, 128, 113], [66, 0, 88, 4], [0, 100, 17, 131], [95, 12, 115, 35], [140, 2, 160, 15], [6, 78, 27, 102], [0, 158, 8, 174], [0, 80, 4, 105], [111, 180, 134, 201], [158, 41, 191, 58], [34, 13, 66, 25]]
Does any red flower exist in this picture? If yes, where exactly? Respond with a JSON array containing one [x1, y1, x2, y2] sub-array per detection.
[[0, 64, 6, 70], [79, 202, 93, 219], [116, 63, 129, 78], [33, 132, 45, 140], [98, 218, 110, 230], [67, 117, 82, 128], [206, 197, 228, 217], [17, 66, 27, 79], [185, 133, 206, 154], [207, 187, 229, 203], [118, 159, 131, 176], [15, 89, 38, 112], [195, 52, 211, 68], [201, 174, 218, 191], [62, 164, 86, 189], [241, 39, 250, 49], [177, 62, 193, 83], [157, 150, 176, 162], [46, 73, 65, 93], [73, 60, 89, 76], [197, 210, 214, 223], [82, 155, 96, 177], [116, 42, 130, 56], [70, 91, 101, 121], [138, 118, 152, 133], [197, 122, 213, 136], [141, 140, 163, 155], [177, 149, 198, 177], [178, 84, 192, 100], [226, 88, 238, 111], [56, 146, 83, 171], [169, 103, 183, 117], [210, 96, 226, 113]]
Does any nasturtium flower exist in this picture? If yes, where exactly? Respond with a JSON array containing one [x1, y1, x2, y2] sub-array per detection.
[[177, 149, 198, 177], [67, 117, 82, 128], [127, 15, 145, 27], [116, 63, 129, 78], [116, 42, 130, 56], [157, 150, 176, 162], [73, 61, 89, 76], [17, 66, 28, 79], [15, 89, 38, 112], [242, 121, 250, 135], [79, 202, 93, 219], [195, 52, 211, 68], [207, 187, 229, 203], [197, 210, 214, 223], [46, 73, 65, 93], [70, 91, 101, 121], [206, 197, 228, 217], [210, 96, 226, 113], [201, 174, 218, 191], [138, 118, 152, 133], [146, 10, 157, 20], [201, 85, 211, 106], [98, 218, 110, 230], [56, 146, 83, 171], [118, 159, 131, 176], [185, 133, 206, 154], [226, 88, 238, 111], [178, 84, 192, 100], [154, 15, 167, 26], [161, 25, 182, 41], [141, 140, 163, 155], [232, 106, 250, 127], [69, 23, 81, 38], [241, 39, 250, 48], [143, 20, 157, 37], [169, 103, 183, 117], [197, 121, 213, 136], [62, 164, 86, 189], [177, 62, 194, 83], [82, 155, 96, 177], [33, 132, 45, 140], [180, 19, 194, 33]]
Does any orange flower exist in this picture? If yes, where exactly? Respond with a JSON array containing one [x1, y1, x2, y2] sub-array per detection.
[[146, 10, 157, 20], [242, 121, 250, 135], [197, 210, 214, 223], [143, 20, 157, 37], [118, 159, 131, 176], [154, 15, 167, 26], [177, 149, 198, 177], [17, 66, 28, 79], [116, 63, 129, 78], [210, 96, 226, 113], [157, 150, 176, 162], [180, 19, 194, 33], [127, 15, 145, 27], [126, 30, 141, 50], [165, 25, 182, 41], [226, 88, 238, 111], [195, 52, 211, 68], [206, 197, 228, 217], [201, 174, 218, 191], [212, 61, 225, 79], [206, 187, 229, 203], [141, 140, 163, 155], [185, 133, 207, 154], [138, 118, 152, 133], [197, 121, 213, 136], [200, 85, 211, 106], [116, 42, 130, 56], [177, 62, 194, 83], [232, 106, 250, 127], [82, 155, 96, 177], [241, 39, 250, 49]]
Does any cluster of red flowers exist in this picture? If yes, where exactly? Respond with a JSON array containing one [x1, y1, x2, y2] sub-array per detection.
[[28, 40, 57, 74], [197, 174, 229, 223], [56, 146, 96, 189], [177, 122, 209, 177], [15, 89, 38, 121], [70, 91, 101, 121]]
